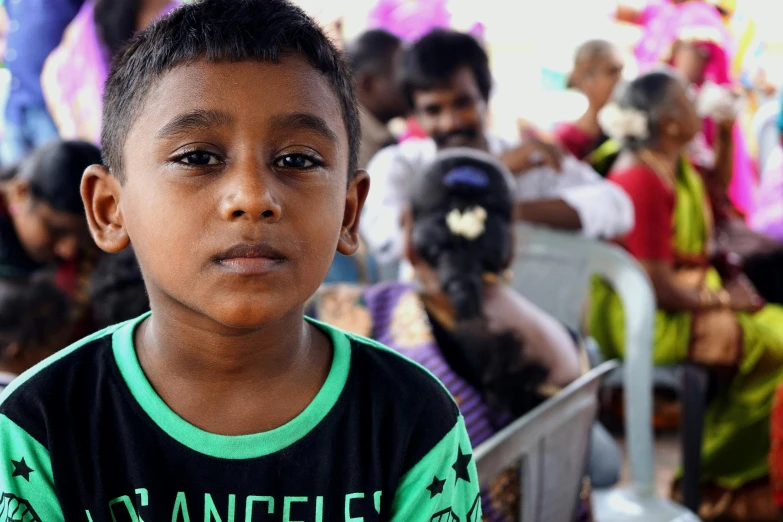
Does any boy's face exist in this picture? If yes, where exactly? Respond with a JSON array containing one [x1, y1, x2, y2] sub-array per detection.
[[83, 57, 369, 329]]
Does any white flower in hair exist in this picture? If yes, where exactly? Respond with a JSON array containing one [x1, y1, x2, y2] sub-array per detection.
[[446, 206, 488, 241], [598, 103, 650, 142]]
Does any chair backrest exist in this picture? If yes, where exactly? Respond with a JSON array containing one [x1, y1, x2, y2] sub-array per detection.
[[509, 229, 592, 332], [509, 224, 657, 496], [475, 361, 618, 522]]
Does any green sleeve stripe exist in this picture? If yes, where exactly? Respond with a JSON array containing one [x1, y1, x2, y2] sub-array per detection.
[[0, 318, 132, 406], [390, 415, 481, 521], [0, 414, 63, 521]]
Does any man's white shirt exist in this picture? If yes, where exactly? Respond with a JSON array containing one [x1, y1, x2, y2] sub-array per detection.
[[360, 134, 635, 264]]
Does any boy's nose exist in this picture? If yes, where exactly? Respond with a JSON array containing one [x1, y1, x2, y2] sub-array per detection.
[[220, 165, 282, 222]]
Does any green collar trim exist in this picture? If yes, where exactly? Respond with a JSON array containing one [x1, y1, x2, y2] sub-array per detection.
[[112, 314, 351, 460]]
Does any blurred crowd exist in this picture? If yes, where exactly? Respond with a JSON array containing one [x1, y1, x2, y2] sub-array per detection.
[[2, 0, 783, 520]]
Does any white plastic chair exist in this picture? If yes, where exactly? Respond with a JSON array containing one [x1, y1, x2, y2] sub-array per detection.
[[510, 224, 697, 522], [475, 360, 618, 522]]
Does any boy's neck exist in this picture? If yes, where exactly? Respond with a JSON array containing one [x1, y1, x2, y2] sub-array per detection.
[[140, 305, 312, 376], [134, 303, 333, 435]]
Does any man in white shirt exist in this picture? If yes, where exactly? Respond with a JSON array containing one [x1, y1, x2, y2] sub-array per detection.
[[361, 29, 634, 265]]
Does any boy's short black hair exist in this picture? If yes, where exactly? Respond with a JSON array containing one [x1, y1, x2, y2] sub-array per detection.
[[102, 0, 360, 180], [14, 141, 102, 214], [401, 29, 492, 109]]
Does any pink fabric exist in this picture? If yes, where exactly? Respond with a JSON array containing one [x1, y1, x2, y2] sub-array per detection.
[[398, 117, 428, 142], [45, 1, 179, 145], [729, 123, 757, 216], [368, 0, 451, 41], [699, 117, 756, 217], [635, 1, 733, 85], [749, 147, 783, 240], [367, 0, 484, 42]]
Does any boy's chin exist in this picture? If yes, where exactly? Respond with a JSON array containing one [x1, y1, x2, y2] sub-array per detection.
[[199, 299, 303, 331]]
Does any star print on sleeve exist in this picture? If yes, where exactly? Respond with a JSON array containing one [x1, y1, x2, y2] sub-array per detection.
[[426, 476, 446, 499], [388, 416, 481, 521], [11, 458, 34, 482], [451, 447, 472, 484]]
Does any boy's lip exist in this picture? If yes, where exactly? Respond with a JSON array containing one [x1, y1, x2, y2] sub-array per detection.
[[213, 242, 288, 275]]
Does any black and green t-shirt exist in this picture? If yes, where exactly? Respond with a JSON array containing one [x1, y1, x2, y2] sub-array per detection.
[[0, 315, 480, 521]]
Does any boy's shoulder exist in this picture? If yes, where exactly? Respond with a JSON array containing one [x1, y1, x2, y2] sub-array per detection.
[[334, 321, 460, 416], [0, 320, 127, 443]]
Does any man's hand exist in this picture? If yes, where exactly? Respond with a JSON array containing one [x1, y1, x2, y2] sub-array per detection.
[[501, 138, 563, 175]]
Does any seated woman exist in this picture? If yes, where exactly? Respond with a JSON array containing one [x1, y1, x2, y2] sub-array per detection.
[[554, 39, 625, 172], [313, 150, 612, 519], [590, 70, 783, 521], [0, 141, 102, 340], [0, 141, 101, 288]]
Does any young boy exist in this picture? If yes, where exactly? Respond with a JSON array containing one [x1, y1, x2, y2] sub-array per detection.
[[0, 1, 481, 521]]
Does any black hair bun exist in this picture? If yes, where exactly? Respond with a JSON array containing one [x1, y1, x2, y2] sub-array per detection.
[[411, 148, 513, 220], [411, 149, 514, 321]]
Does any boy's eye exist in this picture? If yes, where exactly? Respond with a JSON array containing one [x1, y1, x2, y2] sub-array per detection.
[[274, 154, 318, 169], [179, 151, 220, 166]]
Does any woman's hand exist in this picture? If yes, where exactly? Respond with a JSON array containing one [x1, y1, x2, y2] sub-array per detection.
[[724, 276, 765, 313]]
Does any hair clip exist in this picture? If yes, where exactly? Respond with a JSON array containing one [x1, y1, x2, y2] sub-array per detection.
[[443, 166, 490, 188]]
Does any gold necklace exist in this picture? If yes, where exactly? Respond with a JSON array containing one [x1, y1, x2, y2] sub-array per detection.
[[637, 149, 678, 190]]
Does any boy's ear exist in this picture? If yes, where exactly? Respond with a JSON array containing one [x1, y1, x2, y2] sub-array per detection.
[[81, 165, 129, 254], [336, 170, 370, 256]]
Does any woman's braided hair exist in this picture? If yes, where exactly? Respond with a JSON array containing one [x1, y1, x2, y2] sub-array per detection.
[[410, 149, 549, 417]]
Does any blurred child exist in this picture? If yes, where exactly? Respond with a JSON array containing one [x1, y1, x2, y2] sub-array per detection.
[[0, 278, 72, 392], [0, 140, 100, 287]]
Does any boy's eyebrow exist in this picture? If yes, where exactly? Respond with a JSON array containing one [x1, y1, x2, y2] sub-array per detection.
[[155, 109, 235, 139], [269, 113, 339, 144]]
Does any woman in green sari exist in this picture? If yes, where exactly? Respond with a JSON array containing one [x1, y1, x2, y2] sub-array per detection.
[[590, 70, 783, 521]]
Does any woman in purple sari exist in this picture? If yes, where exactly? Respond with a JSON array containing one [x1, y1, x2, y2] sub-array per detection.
[[41, 0, 179, 145], [311, 150, 593, 521]]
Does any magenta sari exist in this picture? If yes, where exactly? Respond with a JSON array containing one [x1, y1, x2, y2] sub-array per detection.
[[367, 0, 484, 43], [42, 1, 180, 145]]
